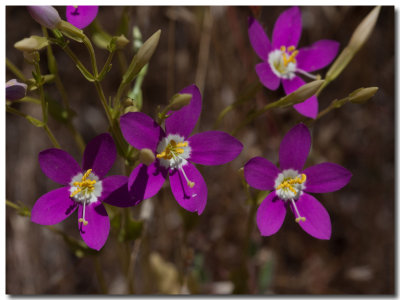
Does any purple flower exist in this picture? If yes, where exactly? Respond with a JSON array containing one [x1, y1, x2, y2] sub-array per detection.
[[27, 6, 61, 29], [31, 133, 132, 250], [120, 85, 243, 215], [66, 6, 98, 29], [6, 79, 27, 101], [248, 7, 339, 118], [244, 124, 351, 239]]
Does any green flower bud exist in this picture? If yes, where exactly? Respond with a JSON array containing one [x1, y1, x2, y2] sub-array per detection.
[[349, 87, 378, 104], [139, 148, 156, 166], [14, 36, 48, 52]]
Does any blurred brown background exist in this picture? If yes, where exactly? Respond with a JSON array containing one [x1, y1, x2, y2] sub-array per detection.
[[6, 6, 394, 294]]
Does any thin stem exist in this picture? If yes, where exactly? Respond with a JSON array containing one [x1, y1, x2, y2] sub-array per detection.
[[94, 256, 108, 294], [98, 50, 116, 80], [6, 58, 27, 82], [34, 60, 48, 124], [43, 125, 61, 148], [83, 35, 99, 76], [61, 45, 93, 79], [5, 200, 20, 210]]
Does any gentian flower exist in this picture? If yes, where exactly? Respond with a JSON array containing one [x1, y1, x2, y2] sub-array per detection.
[[66, 6, 98, 29], [248, 7, 339, 118], [244, 124, 351, 239], [27, 6, 62, 29], [6, 79, 27, 101], [31, 133, 132, 250], [120, 85, 243, 215]]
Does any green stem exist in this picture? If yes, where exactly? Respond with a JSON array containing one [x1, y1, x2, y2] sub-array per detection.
[[83, 35, 99, 76], [61, 45, 93, 80], [98, 50, 116, 81], [6, 58, 27, 82], [5, 200, 20, 210], [94, 256, 108, 294], [43, 125, 61, 148]]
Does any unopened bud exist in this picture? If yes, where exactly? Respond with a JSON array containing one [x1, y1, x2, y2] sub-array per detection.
[[115, 34, 129, 49], [349, 87, 378, 104], [27, 6, 62, 29], [6, 79, 27, 101], [348, 6, 380, 53], [139, 148, 156, 166], [57, 20, 85, 43], [280, 80, 324, 108], [123, 30, 161, 84], [14, 36, 48, 52], [168, 93, 192, 111], [124, 106, 139, 114]]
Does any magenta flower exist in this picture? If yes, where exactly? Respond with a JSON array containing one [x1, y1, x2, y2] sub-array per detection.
[[120, 85, 243, 215], [244, 124, 351, 239], [6, 79, 27, 101], [248, 7, 339, 118], [31, 133, 132, 250], [66, 6, 98, 29]]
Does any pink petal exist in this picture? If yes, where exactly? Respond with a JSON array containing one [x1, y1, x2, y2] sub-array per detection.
[[100, 175, 134, 207], [303, 162, 352, 193], [188, 131, 243, 165], [296, 40, 340, 72], [282, 76, 318, 118], [272, 6, 302, 48], [279, 123, 311, 172], [244, 157, 280, 191], [291, 193, 331, 240], [165, 85, 202, 139], [78, 201, 110, 251], [169, 163, 207, 215], [66, 6, 98, 29], [83, 133, 116, 179], [120, 112, 165, 153], [256, 62, 281, 90], [31, 187, 77, 225], [128, 162, 167, 205], [39, 149, 81, 185], [248, 17, 272, 61], [256, 191, 286, 236]]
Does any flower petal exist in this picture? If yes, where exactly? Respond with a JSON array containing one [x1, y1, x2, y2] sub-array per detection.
[[128, 162, 167, 205], [6, 79, 27, 101], [272, 6, 302, 48], [120, 112, 165, 152], [31, 187, 77, 225], [99, 175, 134, 207], [282, 76, 318, 118], [78, 202, 110, 251], [303, 162, 352, 193], [256, 191, 286, 236], [165, 84, 202, 139], [291, 193, 331, 240], [255, 63, 281, 90], [248, 17, 272, 61], [169, 163, 207, 215], [66, 6, 98, 29], [244, 157, 280, 190], [39, 149, 81, 185], [296, 40, 340, 72], [279, 123, 311, 172], [83, 133, 116, 179], [188, 131, 243, 165]]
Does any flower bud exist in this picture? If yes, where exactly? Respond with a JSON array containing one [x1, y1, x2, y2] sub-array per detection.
[[27, 6, 62, 29], [115, 34, 130, 49], [139, 148, 156, 166], [349, 87, 378, 104], [57, 20, 85, 43], [168, 93, 192, 111], [14, 36, 48, 52], [279, 80, 324, 108], [6, 79, 27, 101]]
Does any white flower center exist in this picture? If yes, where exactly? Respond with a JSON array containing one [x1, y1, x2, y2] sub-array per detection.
[[274, 169, 307, 223], [69, 169, 102, 226], [268, 45, 298, 80], [156, 134, 195, 188]]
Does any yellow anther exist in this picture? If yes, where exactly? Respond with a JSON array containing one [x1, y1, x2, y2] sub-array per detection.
[[70, 169, 97, 198], [276, 174, 306, 195], [176, 142, 188, 147], [280, 46, 286, 52], [82, 169, 92, 181], [295, 217, 306, 223], [188, 181, 195, 188], [157, 140, 188, 161], [70, 188, 82, 197], [288, 45, 296, 52], [78, 218, 88, 226]]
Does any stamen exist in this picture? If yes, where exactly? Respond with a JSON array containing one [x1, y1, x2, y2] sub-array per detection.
[[280, 46, 286, 52], [169, 151, 195, 188], [290, 199, 306, 223], [78, 201, 89, 226], [288, 45, 296, 52], [70, 169, 96, 198], [276, 174, 306, 195], [295, 69, 320, 80]]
